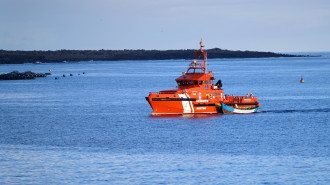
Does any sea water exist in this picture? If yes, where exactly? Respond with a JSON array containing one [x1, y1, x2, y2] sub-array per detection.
[[0, 54, 329, 184]]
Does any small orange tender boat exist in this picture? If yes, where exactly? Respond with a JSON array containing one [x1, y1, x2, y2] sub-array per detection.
[[145, 40, 260, 114]]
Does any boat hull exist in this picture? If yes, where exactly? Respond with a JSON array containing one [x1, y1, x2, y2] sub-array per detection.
[[219, 103, 258, 114], [146, 96, 259, 115], [145, 96, 218, 115]]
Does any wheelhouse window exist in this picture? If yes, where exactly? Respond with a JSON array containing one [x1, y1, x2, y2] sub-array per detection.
[[177, 80, 199, 86], [177, 81, 186, 86]]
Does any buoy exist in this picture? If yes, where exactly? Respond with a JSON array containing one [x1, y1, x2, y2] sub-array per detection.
[[49, 68, 52, 72], [300, 76, 304, 83]]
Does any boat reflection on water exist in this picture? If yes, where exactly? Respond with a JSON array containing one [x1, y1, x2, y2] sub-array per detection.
[[149, 113, 222, 119]]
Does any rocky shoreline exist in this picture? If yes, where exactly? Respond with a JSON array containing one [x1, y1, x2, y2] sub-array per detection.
[[0, 71, 51, 80]]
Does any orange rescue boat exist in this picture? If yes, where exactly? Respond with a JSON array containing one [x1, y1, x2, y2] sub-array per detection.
[[145, 40, 260, 114]]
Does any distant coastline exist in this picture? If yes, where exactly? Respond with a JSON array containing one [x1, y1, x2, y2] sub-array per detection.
[[0, 48, 304, 64]]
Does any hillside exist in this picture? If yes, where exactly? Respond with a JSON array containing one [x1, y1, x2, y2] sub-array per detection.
[[0, 48, 299, 64]]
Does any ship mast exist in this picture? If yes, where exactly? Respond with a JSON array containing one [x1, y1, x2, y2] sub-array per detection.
[[186, 39, 208, 74], [200, 38, 207, 74]]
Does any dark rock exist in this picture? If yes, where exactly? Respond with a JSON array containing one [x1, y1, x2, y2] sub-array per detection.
[[0, 71, 48, 80]]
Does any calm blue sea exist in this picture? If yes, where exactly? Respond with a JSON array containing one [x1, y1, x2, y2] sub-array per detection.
[[0, 53, 330, 184]]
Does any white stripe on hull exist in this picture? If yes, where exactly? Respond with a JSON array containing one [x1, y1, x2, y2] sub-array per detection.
[[233, 108, 258, 114], [178, 94, 191, 113], [185, 93, 194, 113]]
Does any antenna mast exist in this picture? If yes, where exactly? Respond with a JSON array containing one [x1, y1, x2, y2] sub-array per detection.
[[200, 38, 206, 74]]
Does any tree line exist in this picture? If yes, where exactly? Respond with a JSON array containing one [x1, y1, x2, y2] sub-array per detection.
[[0, 48, 299, 64]]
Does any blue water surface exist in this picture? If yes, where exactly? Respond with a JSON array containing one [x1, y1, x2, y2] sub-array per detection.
[[0, 53, 329, 184]]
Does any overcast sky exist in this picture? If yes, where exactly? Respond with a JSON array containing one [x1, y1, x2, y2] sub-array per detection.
[[1, 0, 329, 52]]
